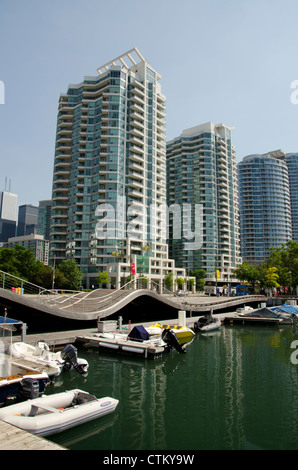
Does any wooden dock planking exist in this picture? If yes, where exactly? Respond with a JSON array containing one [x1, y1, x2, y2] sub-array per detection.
[[0, 419, 66, 450]]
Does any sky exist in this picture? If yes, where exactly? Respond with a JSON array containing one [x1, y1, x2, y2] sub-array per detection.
[[1, 0, 298, 207]]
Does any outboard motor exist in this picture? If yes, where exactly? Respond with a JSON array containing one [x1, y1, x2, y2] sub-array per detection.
[[61, 344, 88, 374], [20, 378, 40, 399], [162, 329, 186, 354]]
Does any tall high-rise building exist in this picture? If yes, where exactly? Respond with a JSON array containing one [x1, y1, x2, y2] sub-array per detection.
[[166, 122, 241, 284], [238, 150, 292, 263], [285, 153, 298, 242], [50, 48, 189, 289], [17, 204, 38, 236], [37, 200, 52, 241], [0, 191, 18, 243]]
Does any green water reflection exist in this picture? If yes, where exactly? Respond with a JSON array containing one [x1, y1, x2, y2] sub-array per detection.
[[47, 325, 298, 450]]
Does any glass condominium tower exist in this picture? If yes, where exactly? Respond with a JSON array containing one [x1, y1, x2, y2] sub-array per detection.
[[285, 153, 298, 242], [50, 48, 186, 288], [166, 122, 241, 282], [238, 150, 292, 263]]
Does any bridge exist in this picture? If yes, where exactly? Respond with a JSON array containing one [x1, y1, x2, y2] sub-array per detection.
[[0, 270, 267, 324]]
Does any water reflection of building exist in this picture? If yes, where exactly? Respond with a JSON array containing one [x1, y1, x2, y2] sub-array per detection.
[[219, 327, 298, 450], [99, 356, 167, 449]]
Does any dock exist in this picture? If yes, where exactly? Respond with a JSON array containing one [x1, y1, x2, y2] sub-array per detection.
[[224, 315, 281, 325], [0, 419, 66, 450]]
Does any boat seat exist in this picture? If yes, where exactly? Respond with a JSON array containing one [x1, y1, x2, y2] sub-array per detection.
[[29, 403, 61, 416], [73, 392, 96, 405]]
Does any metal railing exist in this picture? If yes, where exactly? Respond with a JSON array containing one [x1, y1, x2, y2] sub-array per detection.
[[0, 270, 46, 295], [0, 270, 189, 315], [37, 279, 139, 313]]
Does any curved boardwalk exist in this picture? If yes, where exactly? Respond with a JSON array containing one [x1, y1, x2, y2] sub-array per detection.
[[0, 286, 266, 321]]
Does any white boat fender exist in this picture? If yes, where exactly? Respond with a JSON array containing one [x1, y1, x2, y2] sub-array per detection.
[[122, 346, 145, 354], [99, 342, 119, 350]]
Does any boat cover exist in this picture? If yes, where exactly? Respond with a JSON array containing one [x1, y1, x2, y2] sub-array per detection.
[[270, 304, 298, 314], [128, 325, 149, 341], [244, 307, 286, 318], [0, 316, 21, 324]]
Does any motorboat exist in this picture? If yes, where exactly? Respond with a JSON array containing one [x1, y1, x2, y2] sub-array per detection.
[[8, 342, 89, 376], [93, 323, 194, 355], [0, 358, 49, 407], [270, 303, 298, 320], [194, 313, 221, 333], [237, 306, 256, 315], [0, 389, 119, 437], [146, 324, 195, 348], [237, 306, 294, 324]]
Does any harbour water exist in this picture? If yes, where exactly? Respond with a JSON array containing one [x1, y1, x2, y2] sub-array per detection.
[[46, 324, 298, 451]]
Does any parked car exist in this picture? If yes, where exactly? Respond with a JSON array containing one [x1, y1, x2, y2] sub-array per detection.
[[177, 290, 188, 296]]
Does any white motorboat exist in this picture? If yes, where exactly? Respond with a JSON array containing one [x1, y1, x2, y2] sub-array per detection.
[[0, 389, 119, 437], [93, 326, 168, 356], [93, 323, 194, 355], [8, 342, 89, 376], [237, 306, 255, 315], [194, 314, 221, 333]]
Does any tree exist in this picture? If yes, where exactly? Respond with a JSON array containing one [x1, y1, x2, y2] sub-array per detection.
[[0, 247, 20, 278], [0, 245, 40, 282], [265, 267, 279, 296], [164, 273, 173, 290], [176, 277, 185, 289], [266, 241, 298, 293], [140, 274, 148, 287], [233, 261, 260, 291], [14, 245, 40, 282], [97, 270, 111, 287], [58, 258, 82, 290], [189, 269, 206, 291], [33, 265, 53, 289], [52, 269, 70, 290]]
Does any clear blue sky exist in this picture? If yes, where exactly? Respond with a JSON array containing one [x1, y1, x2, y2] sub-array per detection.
[[1, 0, 298, 206]]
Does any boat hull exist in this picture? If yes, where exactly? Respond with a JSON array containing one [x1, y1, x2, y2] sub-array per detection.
[[8, 342, 89, 376], [0, 389, 119, 436], [0, 369, 49, 407], [200, 319, 221, 333], [147, 324, 195, 346]]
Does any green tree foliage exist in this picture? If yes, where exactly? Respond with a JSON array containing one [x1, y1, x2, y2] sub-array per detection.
[[176, 277, 185, 289], [0, 246, 82, 291], [164, 273, 173, 289], [34, 265, 53, 289], [234, 241, 298, 293], [58, 258, 82, 290], [265, 267, 279, 287], [97, 270, 111, 286], [266, 241, 298, 289], [189, 269, 206, 291], [233, 261, 260, 290], [0, 245, 41, 282]]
